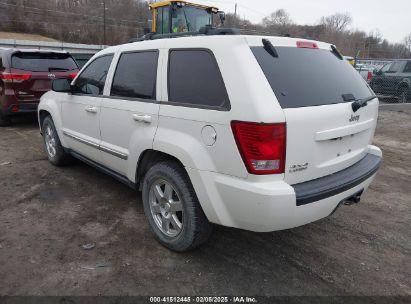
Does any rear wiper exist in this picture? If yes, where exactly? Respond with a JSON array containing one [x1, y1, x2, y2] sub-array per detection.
[[48, 67, 69, 72], [342, 94, 376, 112]]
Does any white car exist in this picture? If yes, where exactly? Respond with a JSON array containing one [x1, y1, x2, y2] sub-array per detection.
[[38, 35, 382, 251]]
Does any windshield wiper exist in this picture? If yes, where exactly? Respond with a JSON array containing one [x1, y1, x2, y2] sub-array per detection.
[[342, 94, 376, 112]]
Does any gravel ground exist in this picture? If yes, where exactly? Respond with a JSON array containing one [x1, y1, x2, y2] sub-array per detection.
[[0, 109, 410, 296]]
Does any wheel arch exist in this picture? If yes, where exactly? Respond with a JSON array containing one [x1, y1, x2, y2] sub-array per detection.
[[135, 149, 185, 190], [37, 94, 67, 147]]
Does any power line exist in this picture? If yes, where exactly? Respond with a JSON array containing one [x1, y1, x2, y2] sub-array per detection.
[[3, 19, 138, 29], [0, 1, 147, 25]]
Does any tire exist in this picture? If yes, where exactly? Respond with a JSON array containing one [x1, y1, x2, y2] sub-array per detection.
[[142, 161, 213, 252], [397, 86, 410, 103], [41, 116, 72, 166], [0, 111, 11, 127]]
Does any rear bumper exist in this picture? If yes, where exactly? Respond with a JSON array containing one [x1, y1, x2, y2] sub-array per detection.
[[294, 153, 381, 206], [188, 145, 382, 232], [3, 103, 39, 115]]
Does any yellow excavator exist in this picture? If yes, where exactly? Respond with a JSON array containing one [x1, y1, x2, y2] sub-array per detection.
[[148, 0, 225, 34], [130, 0, 234, 41]]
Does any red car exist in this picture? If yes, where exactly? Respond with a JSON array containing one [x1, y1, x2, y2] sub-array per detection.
[[0, 48, 79, 126]]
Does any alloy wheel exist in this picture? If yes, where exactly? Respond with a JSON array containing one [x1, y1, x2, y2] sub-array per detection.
[[149, 179, 184, 237]]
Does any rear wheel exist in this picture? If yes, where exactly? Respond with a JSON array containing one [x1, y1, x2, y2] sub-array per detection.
[[397, 86, 410, 103], [42, 116, 72, 166], [0, 111, 11, 127], [142, 161, 213, 252]]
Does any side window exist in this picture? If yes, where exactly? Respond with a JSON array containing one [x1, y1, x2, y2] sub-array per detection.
[[403, 61, 411, 73], [156, 7, 170, 34], [380, 63, 391, 73], [72, 55, 113, 95], [388, 61, 402, 73], [168, 49, 230, 110], [111, 51, 158, 100]]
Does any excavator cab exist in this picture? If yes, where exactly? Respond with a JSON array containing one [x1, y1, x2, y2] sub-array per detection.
[[149, 1, 224, 34]]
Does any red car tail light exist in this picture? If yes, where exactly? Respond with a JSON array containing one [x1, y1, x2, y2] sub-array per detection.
[[11, 105, 19, 113], [367, 71, 373, 82], [0, 72, 31, 83], [297, 41, 318, 49], [231, 121, 286, 175]]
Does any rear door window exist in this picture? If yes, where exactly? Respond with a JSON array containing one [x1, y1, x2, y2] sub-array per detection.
[[11, 52, 78, 72], [387, 61, 403, 73], [72, 55, 113, 95], [403, 61, 411, 73], [168, 49, 230, 110], [251, 46, 373, 109], [111, 51, 158, 100]]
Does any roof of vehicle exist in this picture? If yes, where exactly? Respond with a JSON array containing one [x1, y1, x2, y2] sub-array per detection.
[[149, 0, 218, 11], [0, 48, 69, 56], [100, 35, 332, 57]]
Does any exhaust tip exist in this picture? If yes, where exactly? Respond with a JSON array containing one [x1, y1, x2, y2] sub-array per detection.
[[341, 190, 364, 206]]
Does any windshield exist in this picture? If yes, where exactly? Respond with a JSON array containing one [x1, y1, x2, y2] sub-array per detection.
[[11, 52, 78, 72], [172, 6, 212, 33], [252, 46, 374, 108]]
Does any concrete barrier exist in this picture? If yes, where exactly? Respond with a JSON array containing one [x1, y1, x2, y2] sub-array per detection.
[[0, 38, 105, 54]]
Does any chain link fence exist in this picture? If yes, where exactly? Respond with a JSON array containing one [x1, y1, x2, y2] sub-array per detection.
[[355, 58, 411, 103]]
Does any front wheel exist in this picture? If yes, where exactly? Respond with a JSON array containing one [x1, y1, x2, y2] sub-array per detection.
[[142, 161, 213, 252], [42, 116, 72, 166]]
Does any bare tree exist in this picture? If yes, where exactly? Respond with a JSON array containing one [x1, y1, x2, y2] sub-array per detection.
[[261, 9, 293, 35], [262, 9, 292, 28], [320, 12, 352, 32], [404, 33, 411, 51]]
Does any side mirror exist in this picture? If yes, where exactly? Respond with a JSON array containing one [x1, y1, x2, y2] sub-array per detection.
[[52, 78, 72, 93]]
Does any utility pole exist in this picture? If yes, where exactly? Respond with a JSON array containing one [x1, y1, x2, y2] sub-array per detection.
[[234, 3, 237, 27], [103, 0, 107, 45]]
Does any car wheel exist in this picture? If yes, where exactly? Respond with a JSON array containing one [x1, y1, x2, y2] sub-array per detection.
[[142, 161, 213, 252], [0, 111, 11, 127], [42, 116, 72, 166], [397, 86, 410, 103]]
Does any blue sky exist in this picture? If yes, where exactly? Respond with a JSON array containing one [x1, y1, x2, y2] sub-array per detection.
[[198, 0, 411, 43]]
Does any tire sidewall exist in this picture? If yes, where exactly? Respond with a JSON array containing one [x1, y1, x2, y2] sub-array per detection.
[[42, 116, 65, 165], [142, 163, 198, 251]]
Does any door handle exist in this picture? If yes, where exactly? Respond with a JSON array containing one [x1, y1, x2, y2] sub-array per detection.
[[133, 114, 152, 124], [85, 105, 98, 113]]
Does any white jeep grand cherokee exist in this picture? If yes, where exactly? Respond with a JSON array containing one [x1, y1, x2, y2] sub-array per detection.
[[38, 35, 382, 251]]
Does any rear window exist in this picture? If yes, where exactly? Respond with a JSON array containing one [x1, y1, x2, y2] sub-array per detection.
[[251, 46, 373, 108], [11, 52, 78, 72]]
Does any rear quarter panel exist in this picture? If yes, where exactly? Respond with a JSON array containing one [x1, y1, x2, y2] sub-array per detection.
[[153, 36, 286, 178]]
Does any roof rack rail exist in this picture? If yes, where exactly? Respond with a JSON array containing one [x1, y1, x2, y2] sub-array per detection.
[[238, 29, 291, 37], [128, 26, 240, 43]]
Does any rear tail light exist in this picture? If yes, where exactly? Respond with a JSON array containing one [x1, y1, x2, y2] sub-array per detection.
[[367, 71, 373, 82], [231, 121, 286, 175], [0, 72, 31, 83], [68, 72, 78, 80], [297, 41, 318, 49]]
